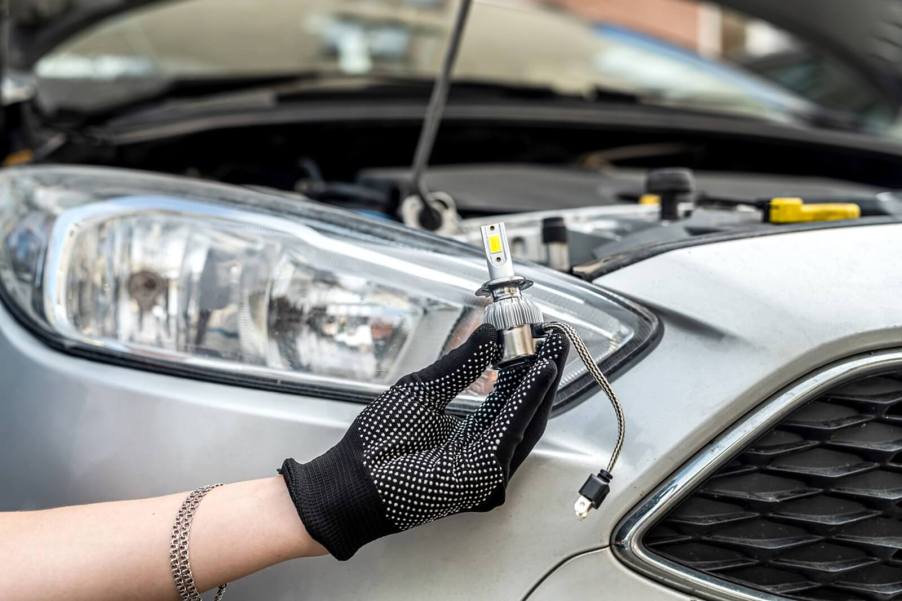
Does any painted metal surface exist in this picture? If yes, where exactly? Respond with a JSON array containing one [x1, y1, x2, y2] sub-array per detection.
[[0, 302, 602, 600], [3, 222, 902, 599], [525, 548, 691, 601]]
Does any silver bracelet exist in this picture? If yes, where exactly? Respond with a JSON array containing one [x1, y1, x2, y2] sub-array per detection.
[[169, 484, 228, 601]]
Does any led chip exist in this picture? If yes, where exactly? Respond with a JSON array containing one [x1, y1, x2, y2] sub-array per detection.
[[480, 223, 515, 280], [488, 234, 503, 254]]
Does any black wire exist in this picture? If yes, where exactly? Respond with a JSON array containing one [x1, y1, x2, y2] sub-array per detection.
[[409, 0, 473, 206]]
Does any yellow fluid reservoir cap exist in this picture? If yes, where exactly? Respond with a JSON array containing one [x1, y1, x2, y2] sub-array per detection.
[[639, 194, 661, 206], [2, 149, 33, 166], [769, 197, 861, 224]]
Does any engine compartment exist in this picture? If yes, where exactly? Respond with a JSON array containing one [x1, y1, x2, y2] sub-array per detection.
[[65, 117, 902, 193], [29, 111, 902, 275]]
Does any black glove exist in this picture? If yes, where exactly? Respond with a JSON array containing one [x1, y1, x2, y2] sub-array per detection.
[[280, 324, 569, 560]]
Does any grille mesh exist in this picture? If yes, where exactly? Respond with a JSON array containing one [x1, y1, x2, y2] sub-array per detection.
[[644, 373, 902, 600]]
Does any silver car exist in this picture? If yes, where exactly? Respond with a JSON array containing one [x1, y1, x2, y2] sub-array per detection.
[[4, 1, 902, 600]]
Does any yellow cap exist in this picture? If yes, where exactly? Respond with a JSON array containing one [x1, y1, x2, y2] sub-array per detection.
[[639, 194, 661, 206], [2, 149, 33, 166], [769, 197, 860, 224]]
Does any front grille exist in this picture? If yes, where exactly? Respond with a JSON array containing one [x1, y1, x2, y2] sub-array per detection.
[[644, 373, 902, 601]]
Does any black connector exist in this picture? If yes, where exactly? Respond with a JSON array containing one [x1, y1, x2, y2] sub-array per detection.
[[574, 469, 612, 519], [645, 168, 696, 221], [540, 216, 568, 244], [416, 199, 443, 231]]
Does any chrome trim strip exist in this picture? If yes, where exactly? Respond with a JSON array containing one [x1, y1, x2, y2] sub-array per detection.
[[613, 349, 902, 601]]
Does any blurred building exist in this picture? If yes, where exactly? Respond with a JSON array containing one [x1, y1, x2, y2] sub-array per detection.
[[545, 0, 792, 60]]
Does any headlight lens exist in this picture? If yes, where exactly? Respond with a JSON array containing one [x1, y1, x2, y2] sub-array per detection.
[[0, 167, 656, 410]]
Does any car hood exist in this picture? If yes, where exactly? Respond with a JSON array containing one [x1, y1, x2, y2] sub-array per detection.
[[7, 0, 902, 110], [7, 0, 160, 69], [557, 221, 902, 543], [718, 0, 902, 109]]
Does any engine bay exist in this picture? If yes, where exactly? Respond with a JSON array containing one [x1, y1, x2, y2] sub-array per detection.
[[19, 88, 902, 279], [47, 118, 902, 277]]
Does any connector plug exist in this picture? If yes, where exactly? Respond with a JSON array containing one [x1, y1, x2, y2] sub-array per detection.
[[573, 469, 612, 519]]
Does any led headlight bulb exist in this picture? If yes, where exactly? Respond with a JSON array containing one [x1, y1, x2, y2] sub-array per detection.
[[476, 223, 625, 520], [476, 223, 543, 367]]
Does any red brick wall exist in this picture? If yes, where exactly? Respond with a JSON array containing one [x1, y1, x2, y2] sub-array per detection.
[[546, 0, 701, 51]]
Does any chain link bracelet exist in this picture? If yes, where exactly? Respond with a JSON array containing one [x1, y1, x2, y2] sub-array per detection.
[[169, 484, 228, 601]]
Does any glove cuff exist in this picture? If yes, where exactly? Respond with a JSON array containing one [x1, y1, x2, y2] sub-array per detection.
[[280, 432, 398, 560]]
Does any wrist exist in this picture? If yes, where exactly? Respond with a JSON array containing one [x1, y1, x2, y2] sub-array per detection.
[[280, 437, 397, 560], [260, 476, 328, 559]]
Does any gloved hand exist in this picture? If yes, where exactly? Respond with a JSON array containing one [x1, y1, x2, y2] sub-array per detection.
[[280, 324, 569, 560]]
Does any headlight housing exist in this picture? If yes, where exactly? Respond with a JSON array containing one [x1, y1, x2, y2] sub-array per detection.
[[0, 166, 657, 411]]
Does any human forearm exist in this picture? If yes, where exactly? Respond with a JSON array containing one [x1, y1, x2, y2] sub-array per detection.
[[0, 326, 567, 599], [0, 476, 325, 601]]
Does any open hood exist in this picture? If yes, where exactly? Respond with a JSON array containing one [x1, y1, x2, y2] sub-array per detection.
[[7, 0, 902, 109], [7, 1, 159, 69], [717, 0, 902, 108]]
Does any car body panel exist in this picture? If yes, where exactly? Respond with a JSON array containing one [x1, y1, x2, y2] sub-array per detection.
[[0, 300, 605, 600], [577, 223, 902, 539], [4, 215, 902, 598], [525, 548, 690, 601]]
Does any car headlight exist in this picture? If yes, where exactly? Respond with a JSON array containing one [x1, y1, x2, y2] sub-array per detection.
[[0, 166, 657, 410]]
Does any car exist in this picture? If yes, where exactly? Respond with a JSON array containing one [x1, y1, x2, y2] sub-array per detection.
[[3, 1, 902, 600]]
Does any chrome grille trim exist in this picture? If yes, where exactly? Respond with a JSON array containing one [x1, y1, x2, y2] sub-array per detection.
[[613, 350, 902, 601]]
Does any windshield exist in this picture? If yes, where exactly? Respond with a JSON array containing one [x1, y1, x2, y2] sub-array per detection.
[[34, 0, 814, 123]]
